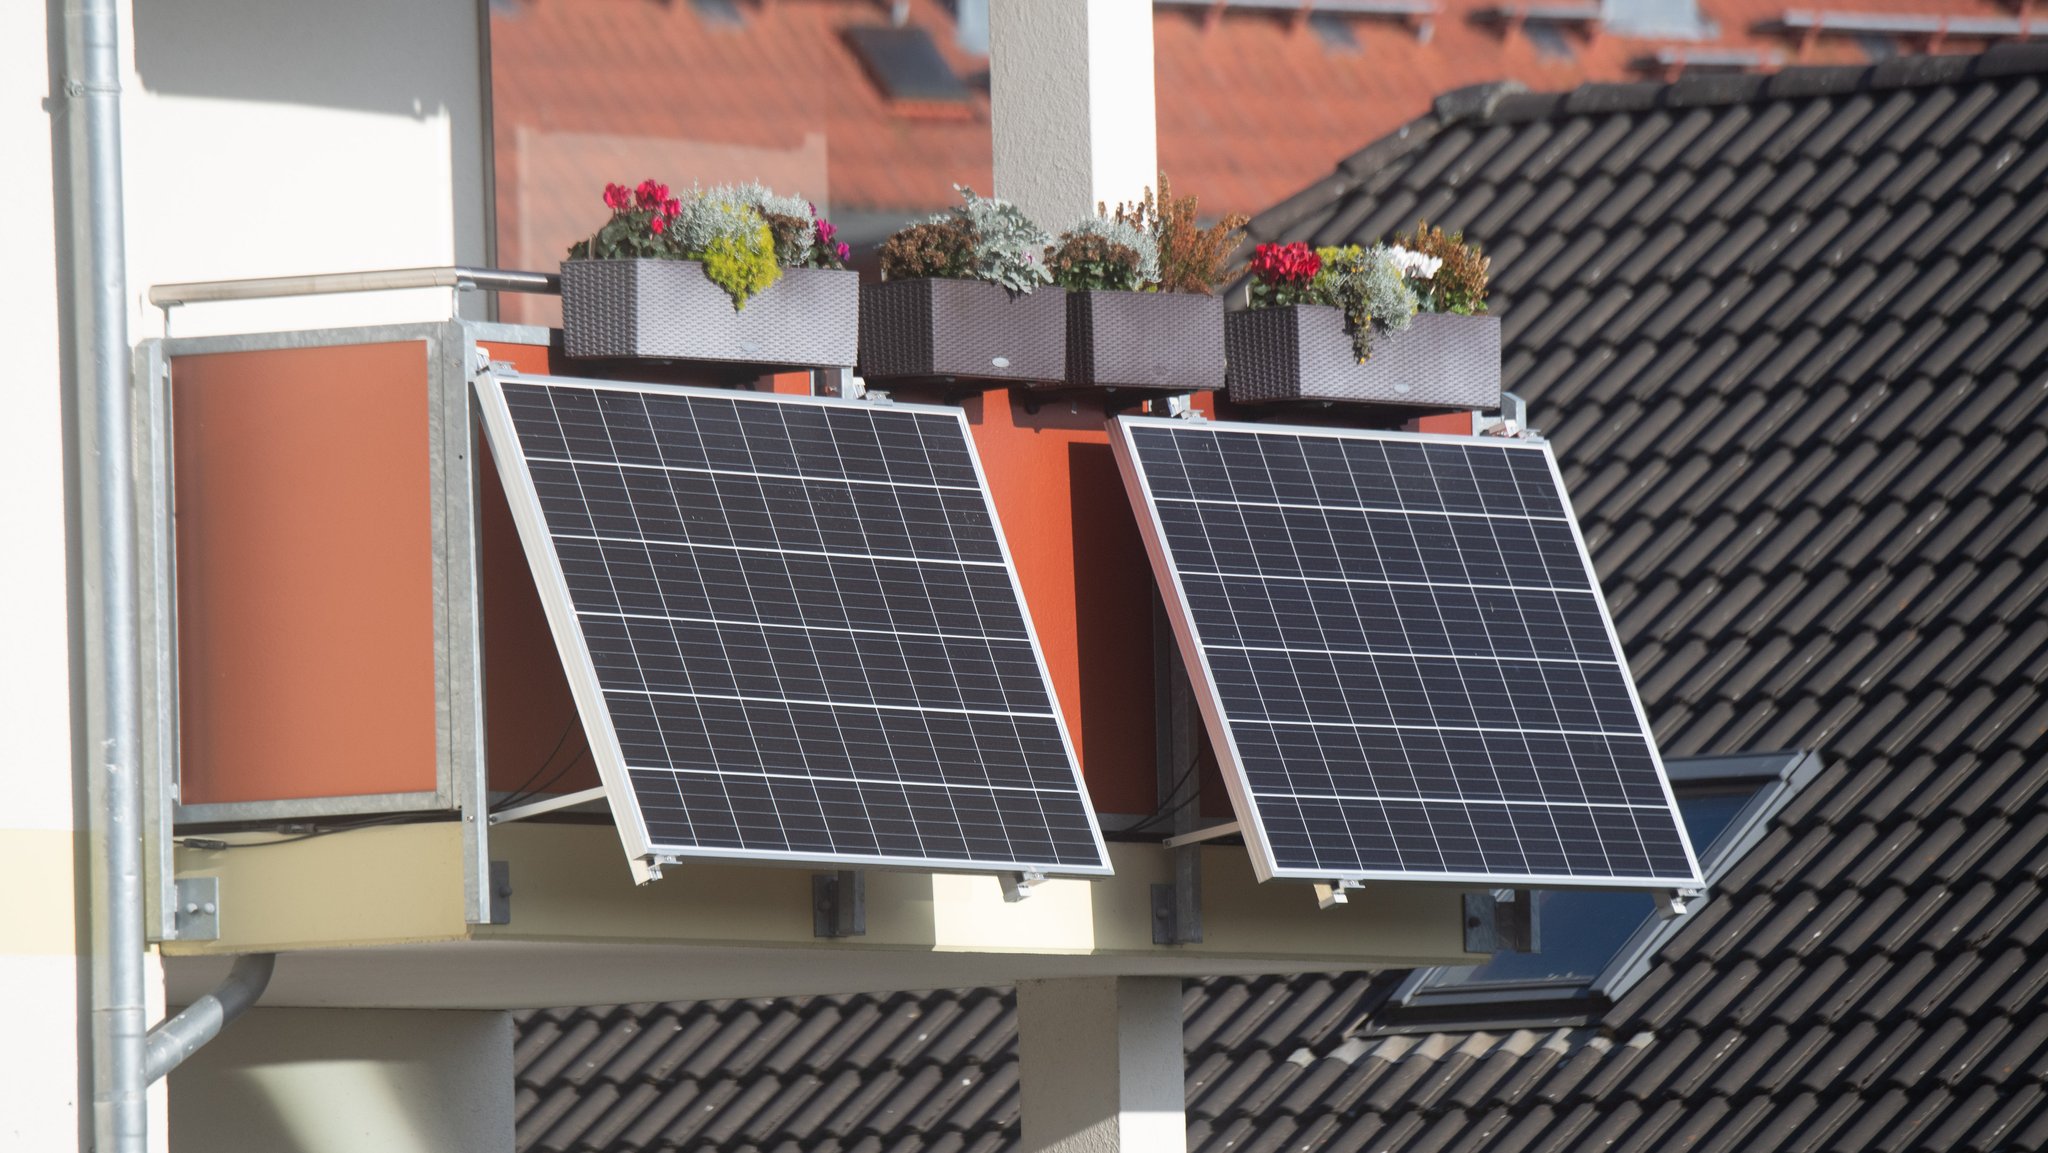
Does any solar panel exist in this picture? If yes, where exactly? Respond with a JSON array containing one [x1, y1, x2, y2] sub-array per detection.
[[1111, 416, 1704, 890], [476, 373, 1110, 880]]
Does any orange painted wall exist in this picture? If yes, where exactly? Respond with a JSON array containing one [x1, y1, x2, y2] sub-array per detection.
[[172, 343, 439, 804], [477, 341, 600, 798], [174, 331, 1465, 821], [956, 391, 1162, 815]]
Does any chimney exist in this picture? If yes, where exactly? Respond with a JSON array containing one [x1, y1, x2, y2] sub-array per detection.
[[987, 0, 1159, 231]]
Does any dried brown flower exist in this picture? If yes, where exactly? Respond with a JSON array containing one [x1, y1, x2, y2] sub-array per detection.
[[1110, 174, 1249, 296], [878, 216, 978, 281], [1393, 220, 1489, 315]]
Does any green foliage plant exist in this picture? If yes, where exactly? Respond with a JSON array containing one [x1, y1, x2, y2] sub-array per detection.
[[953, 186, 1054, 292], [1313, 245, 1417, 361], [671, 186, 781, 307]]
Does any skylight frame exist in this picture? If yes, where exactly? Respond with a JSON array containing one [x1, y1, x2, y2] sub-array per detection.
[[1384, 749, 1823, 1022]]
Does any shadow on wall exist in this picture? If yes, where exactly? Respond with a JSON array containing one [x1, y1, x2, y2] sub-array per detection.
[[166, 1007, 515, 1153], [132, 0, 470, 117]]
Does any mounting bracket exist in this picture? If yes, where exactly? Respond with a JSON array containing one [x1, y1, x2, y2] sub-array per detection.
[[487, 785, 607, 825], [1000, 869, 1048, 903], [1657, 888, 1701, 920], [174, 876, 221, 941], [1152, 597, 1204, 944], [1474, 391, 1536, 438], [812, 870, 865, 938], [1161, 821, 1239, 849], [1312, 879, 1366, 910], [811, 367, 863, 400], [1464, 888, 1538, 953], [488, 860, 513, 926]]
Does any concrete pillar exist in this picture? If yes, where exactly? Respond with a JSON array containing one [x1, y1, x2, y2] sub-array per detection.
[[1016, 977, 1187, 1153], [166, 1008, 515, 1153], [988, 0, 1159, 233]]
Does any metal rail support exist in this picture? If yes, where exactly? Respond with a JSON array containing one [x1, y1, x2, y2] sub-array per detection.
[[812, 871, 866, 937], [1151, 598, 1204, 944]]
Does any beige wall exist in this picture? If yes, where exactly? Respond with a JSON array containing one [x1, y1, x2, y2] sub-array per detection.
[[168, 1009, 516, 1153]]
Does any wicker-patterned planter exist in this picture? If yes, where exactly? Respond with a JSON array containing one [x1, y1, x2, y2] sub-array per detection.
[[560, 259, 858, 368], [858, 278, 1066, 384], [1225, 306, 1501, 409], [1053, 289, 1226, 392]]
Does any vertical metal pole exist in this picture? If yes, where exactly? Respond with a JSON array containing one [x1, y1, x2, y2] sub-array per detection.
[[1151, 597, 1202, 944], [73, 0, 145, 1145]]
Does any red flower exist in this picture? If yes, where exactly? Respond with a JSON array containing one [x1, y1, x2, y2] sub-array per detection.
[[663, 197, 681, 218], [1250, 242, 1320, 287], [649, 215, 667, 235], [603, 183, 630, 211]]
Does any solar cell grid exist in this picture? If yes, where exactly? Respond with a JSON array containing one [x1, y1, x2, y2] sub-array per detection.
[[1114, 417, 1702, 888], [479, 375, 1109, 875]]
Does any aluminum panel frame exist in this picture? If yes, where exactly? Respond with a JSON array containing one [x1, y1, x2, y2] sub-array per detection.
[[149, 323, 495, 923]]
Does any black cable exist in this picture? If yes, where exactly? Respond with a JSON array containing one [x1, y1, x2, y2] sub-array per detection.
[[174, 812, 447, 851], [490, 719, 578, 813], [1122, 754, 1205, 836], [179, 719, 587, 851], [501, 745, 588, 813]]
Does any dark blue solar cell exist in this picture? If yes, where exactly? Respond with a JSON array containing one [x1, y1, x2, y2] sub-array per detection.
[[487, 378, 1107, 874], [1118, 418, 1699, 887]]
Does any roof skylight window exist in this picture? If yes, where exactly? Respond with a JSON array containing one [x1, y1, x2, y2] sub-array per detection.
[[1385, 750, 1822, 1022], [843, 25, 974, 106]]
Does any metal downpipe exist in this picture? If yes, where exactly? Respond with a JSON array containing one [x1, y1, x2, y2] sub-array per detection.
[[144, 955, 278, 1084], [73, 0, 144, 1146]]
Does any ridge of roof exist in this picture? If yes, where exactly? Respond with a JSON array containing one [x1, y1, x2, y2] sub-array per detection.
[[1252, 41, 2048, 241], [1472, 42, 2048, 126]]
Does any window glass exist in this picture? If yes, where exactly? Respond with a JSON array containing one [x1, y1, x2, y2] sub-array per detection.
[[1412, 786, 1761, 993]]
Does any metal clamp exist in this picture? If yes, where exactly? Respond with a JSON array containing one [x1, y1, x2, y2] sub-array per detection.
[[1000, 869, 1048, 903], [174, 876, 221, 941], [1311, 879, 1366, 910], [1464, 889, 1538, 953], [812, 870, 866, 938], [1657, 888, 1701, 920]]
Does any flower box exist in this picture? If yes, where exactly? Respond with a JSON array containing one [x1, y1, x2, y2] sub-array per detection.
[[858, 278, 1067, 384], [1225, 307, 1501, 410], [1054, 290, 1226, 392], [560, 258, 858, 368]]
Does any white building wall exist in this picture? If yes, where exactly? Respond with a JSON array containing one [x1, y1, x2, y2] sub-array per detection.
[[1, 0, 493, 1148], [0, 0, 87, 1146], [126, 0, 491, 336]]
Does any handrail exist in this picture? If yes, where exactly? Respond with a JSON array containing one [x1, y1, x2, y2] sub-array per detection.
[[1780, 9, 2033, 36], [148, 266, 560, 307]]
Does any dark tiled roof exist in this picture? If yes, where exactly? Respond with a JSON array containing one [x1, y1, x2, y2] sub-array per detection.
[[516, 46, 2048, 1153]]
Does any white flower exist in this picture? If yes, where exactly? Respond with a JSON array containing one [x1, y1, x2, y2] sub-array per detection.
[[1387, 244, 1444, 280]]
